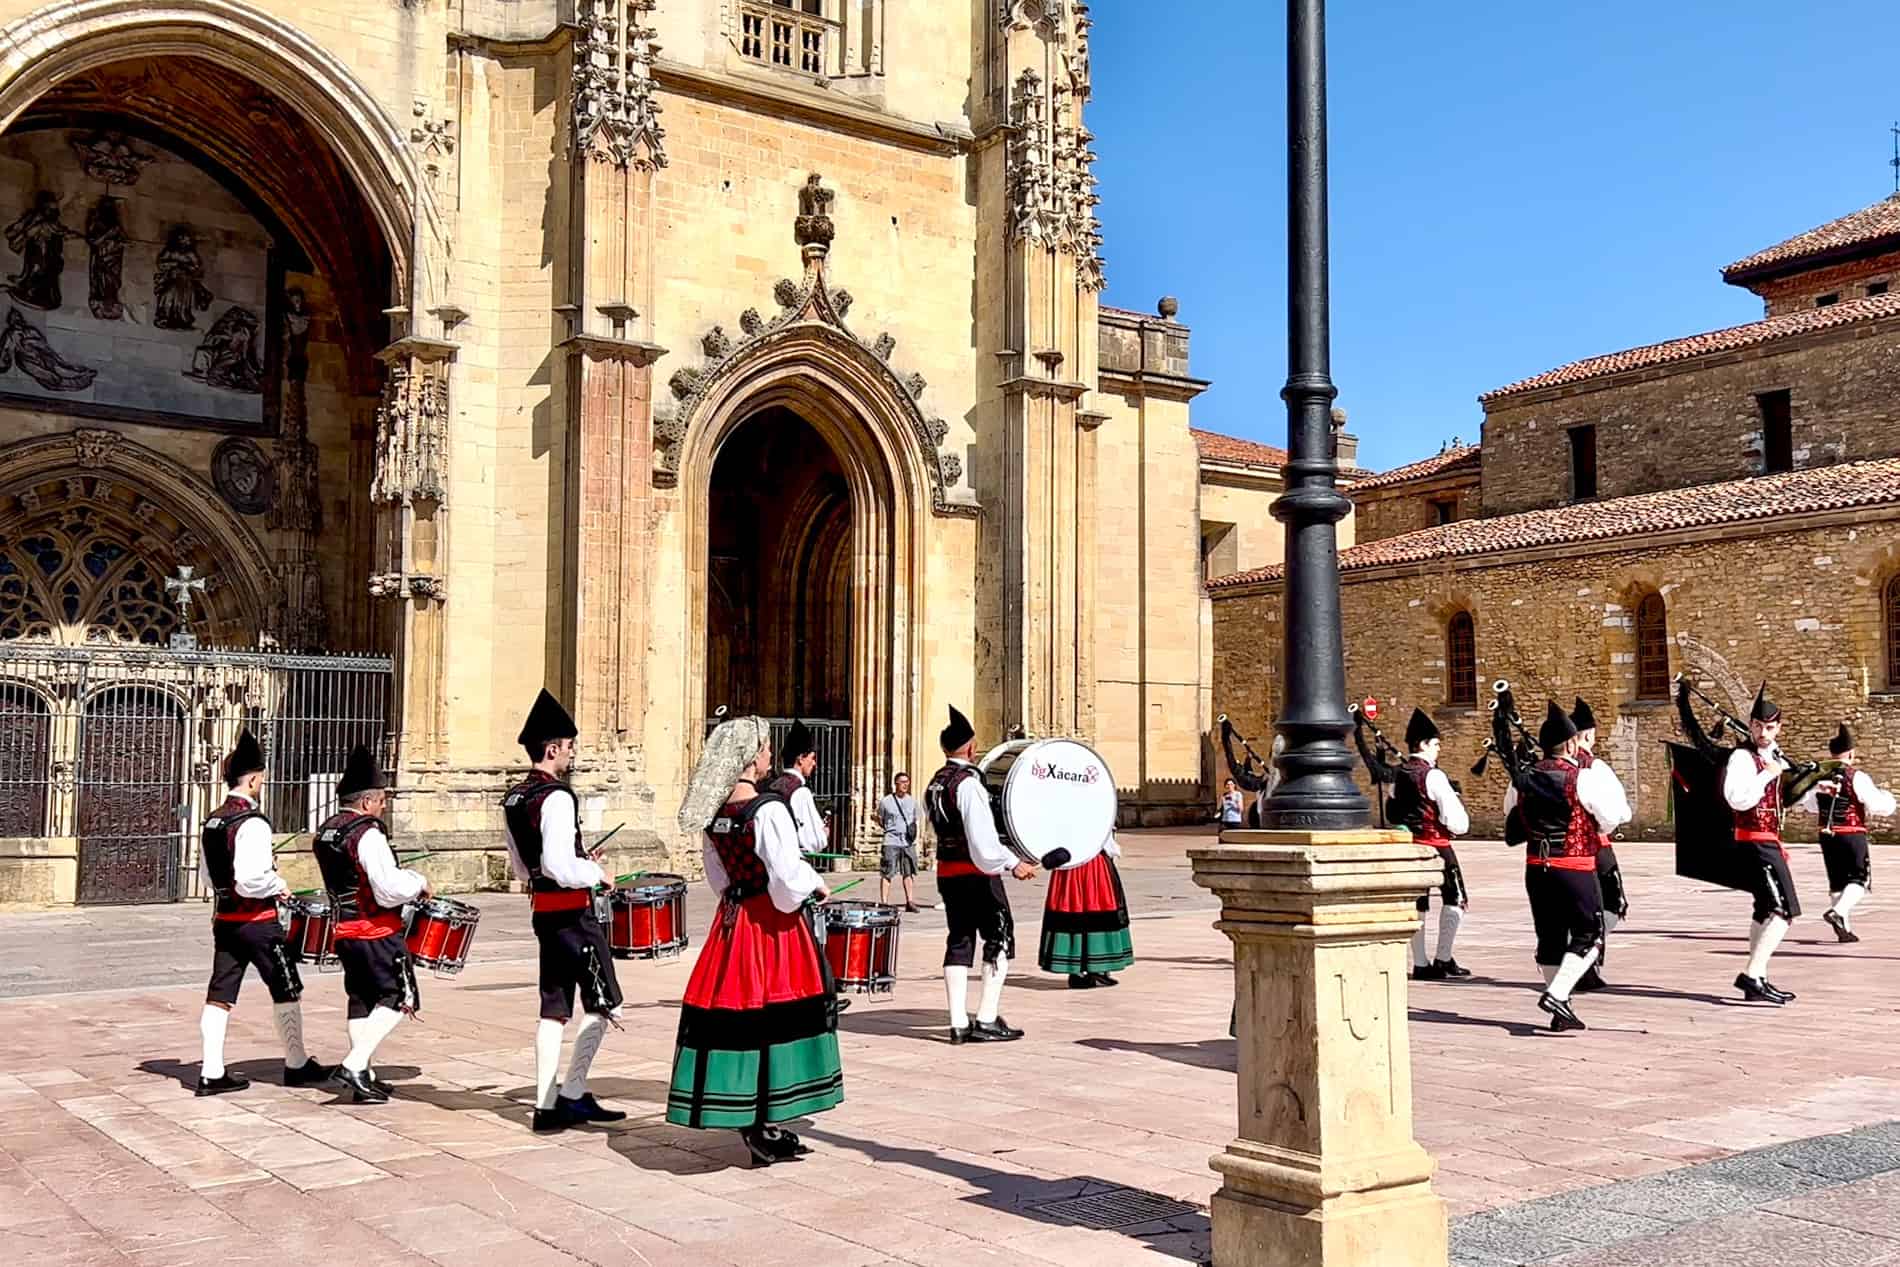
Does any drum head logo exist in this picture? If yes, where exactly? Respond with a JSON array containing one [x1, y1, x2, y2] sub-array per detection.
[[1030, 761, 1100, 784]]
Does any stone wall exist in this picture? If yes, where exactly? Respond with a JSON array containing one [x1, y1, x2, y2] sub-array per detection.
[[1480, 320, 1900, 515], [1211, 514, 1900, 842], [1351, 469, 1482, 545]]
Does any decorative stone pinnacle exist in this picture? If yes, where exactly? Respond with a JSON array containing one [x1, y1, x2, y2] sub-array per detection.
[[794, 172, 836, 255]]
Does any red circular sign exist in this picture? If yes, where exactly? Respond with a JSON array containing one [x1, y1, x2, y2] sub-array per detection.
[[1361, 697, 1380, 720]]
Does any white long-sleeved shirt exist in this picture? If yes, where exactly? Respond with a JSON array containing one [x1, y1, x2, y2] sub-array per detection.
[[1723, 747, 1784, 814], [353, 824, 428, 909], [1798, 769, 1898, 823], [1411, 754, 1470, 837], [1503, 759, 1632, 835], [701, 798, 823, 914], [504, 784, 605, 890], [778, 769, 829, 855], [199, 791, 287, 899], [951, 759, 1017, 875]]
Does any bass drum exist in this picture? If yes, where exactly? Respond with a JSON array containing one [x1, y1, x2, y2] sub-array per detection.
[[977, 738, 1116, 871]]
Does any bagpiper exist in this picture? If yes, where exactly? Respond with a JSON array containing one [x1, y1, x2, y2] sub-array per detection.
[[1798, 723, 1894, 944], [1372, 707, 1473, 980], [1570, 697, 1629, 991]]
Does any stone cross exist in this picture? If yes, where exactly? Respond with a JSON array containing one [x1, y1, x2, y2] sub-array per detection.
[[164, 564, 208, 648]]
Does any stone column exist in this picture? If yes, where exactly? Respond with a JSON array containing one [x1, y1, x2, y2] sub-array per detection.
[[267, 288, 326, 650], [1189, 830, 1448, 1267], [563, 0, 668, 773], [369, 335, 456, 767], [988, 3, 1106, 740]]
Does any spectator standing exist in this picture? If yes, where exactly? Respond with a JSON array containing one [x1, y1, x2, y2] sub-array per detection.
[[879, 772, 922, 912]]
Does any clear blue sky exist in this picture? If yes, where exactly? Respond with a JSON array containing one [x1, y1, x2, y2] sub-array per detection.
[[1090, 1, 1900, 472]]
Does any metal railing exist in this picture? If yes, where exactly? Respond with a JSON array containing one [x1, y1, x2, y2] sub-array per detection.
[[0, 642, 393, 904], [705, 714, 852, 848]]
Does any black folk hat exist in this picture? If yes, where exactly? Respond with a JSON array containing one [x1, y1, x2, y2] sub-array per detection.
[[1750, 681, 1780, 724], [1404, 707, 1439, 750], [1540, 700, 1579, 752], [337, 743, 387, 800], [1570, 696, 1597, 733], [223, 729, 265, 784], [784, 718, 817, 761], [518, 688, 579, 753], [940, 704, 975, 753], [1830, 723, 1855, 756]]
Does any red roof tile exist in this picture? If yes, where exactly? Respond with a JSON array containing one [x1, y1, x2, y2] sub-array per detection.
[[1208, 457, 1900, 590], [1480, 292, 1900, 403], [1194, 429, 1288, 469], [1723, 194, 1900, 281], [1347, 445, 1480, 492]]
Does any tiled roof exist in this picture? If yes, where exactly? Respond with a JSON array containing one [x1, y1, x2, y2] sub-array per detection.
[[1347, 445, 1480, 492], [1207, 457, 1900, 590], [1194, 429, 1288, 469], [1480, 292, 1900, 402], [1723, 194, 1900, 281]]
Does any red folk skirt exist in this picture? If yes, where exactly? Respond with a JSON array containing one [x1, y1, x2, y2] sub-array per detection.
[[1038, 854, 1134, 975]]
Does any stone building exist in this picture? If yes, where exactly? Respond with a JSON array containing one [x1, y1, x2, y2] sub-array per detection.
[[1211, 192, 1900, 840], [0, 1, 1292, 903]]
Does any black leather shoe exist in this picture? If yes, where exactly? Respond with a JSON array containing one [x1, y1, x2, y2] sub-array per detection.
[[1573, 967, 1609, 993], [369, 1073, 396, 1097], [1089, 973, 1120, 987], [532, 1102, 582, 1133], [1433, 959, 1473, 979], [1762, 980, 1796, 1004], [1823, 911, 1860, 943], [741, 1127, 784, 1167], [948, 1026, 971, 1045], [332, 1066, 388, 1104], [759, 1126, 810, 1157], [1537, 993, 1586, 1032], [967, 1018, 1024, 1042], [1412, 963, 1446, 981], [284, 1058, 334, 1087], [832, 996, 853, 1015], [1734, 974, 1783, 1004], [558, 1093, 626, 1123], [1068, 974, 1097, 990], [195, 1072, 250, 1098]]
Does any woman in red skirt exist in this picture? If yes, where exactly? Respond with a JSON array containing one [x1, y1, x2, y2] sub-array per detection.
[[1039, 834, 1134, 988], [667, 716, 844, 1166]]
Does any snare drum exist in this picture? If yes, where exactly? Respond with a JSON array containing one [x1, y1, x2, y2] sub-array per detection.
[[405, 897, 481, 974], [823, 901, 901, 995], [282, 895, 340, 970], [607, 875, 689, 959]]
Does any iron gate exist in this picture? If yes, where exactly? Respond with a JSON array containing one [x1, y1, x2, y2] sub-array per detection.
[[0, 643, 393, 904], [705, 715, 852, 838]]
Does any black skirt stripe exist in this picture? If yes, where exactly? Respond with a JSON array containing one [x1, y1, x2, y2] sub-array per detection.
[[676, 996, 834, 1051]]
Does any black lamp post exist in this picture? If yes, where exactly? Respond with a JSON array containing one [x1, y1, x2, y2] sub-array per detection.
[[1262, 0, 1369, 831]]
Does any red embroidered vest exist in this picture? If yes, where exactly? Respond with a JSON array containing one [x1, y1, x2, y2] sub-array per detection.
[[707, 795, 781, 899], [1523, 759, 1599, 868], [1815, 766, 1866, 835], [1400, 758, 1450, 846], [314, 811, 404, 939], [1732, 750, 1781, 843]]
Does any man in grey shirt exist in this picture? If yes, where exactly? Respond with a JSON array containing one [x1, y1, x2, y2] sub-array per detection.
[[878, 772, 922, 912]]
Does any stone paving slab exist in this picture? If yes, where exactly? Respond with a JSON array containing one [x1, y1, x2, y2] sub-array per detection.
[[0, 832, 1894, 1266]]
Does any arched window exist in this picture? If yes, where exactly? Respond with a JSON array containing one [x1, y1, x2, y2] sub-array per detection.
[[1636, 592, 1670, 700], [1446, 611, 1477, 707], [1887, 575, 1900, 689]]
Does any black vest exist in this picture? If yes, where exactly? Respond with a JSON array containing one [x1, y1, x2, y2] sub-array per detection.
[[314, 810, 391, 922], [765, 771, 811, 835], [924, 763, 979, 865], [201, 794, 275, 917], [502, 772, 580, 891], [707, 794, 784, 901]]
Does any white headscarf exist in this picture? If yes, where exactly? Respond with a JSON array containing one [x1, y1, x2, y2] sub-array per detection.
[[678, 715, 771, 835]]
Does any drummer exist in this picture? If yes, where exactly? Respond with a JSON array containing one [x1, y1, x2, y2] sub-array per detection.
[[767, 719, 829, 858], [667, 715, 843, 1166], [313, 744, 427, 1104], [502, 689, 627, 1134], [925, 705, 1038, 1044]]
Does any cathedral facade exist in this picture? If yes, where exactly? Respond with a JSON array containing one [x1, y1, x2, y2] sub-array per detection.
[[0, 1, 1281, 903]]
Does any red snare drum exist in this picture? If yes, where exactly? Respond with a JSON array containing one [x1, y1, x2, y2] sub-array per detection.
[[405, 897, 480, 974], [607, 875, 688, 959], [823, 901, 900, 995], [282, 895, 339, 970]]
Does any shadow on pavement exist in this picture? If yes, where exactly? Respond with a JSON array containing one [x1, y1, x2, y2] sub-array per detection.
[[801, 1128, 1211, 1263], [1076, 1036, 1235, 1073]]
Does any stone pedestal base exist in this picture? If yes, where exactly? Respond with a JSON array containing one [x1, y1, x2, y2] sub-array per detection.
[[1190, 829, 1448, 1267]]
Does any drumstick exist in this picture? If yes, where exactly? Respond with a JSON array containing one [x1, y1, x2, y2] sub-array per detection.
[[612, 871, 648, 885], [291, 888, 317, 897], [592, 822, 626, 854], [398, 851, 433, 865], [828, 878, 863, 896], [271, 832, 307, 855]]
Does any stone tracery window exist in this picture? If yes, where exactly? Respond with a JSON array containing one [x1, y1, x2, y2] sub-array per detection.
[[0, 501, 185, 646]]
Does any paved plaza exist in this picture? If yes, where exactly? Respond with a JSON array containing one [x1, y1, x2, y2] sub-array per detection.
[[1, 832, 1896, 1266]]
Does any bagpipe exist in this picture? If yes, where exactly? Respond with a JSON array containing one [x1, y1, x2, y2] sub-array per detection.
[[1480, 679, 1539, 847], [1667, 672, 1820, 892]]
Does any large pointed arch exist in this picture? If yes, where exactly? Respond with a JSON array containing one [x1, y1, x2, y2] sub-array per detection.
[[0, 0, 437, 312]]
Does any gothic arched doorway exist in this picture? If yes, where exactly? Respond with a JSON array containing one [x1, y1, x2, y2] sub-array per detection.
[[707, 406, 854, 721]]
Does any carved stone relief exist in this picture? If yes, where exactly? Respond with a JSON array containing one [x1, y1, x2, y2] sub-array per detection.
[[71, 131, 156, 186], [211, 437, 276, 516], [371, 348, 452, 506], [84, 196, 128, 320], [653, 173, 975, 516], [573, 0, 669, 170], [3, 191, 73, 310], [0, 307, 96, 391], [152, 226, 213, 331]]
